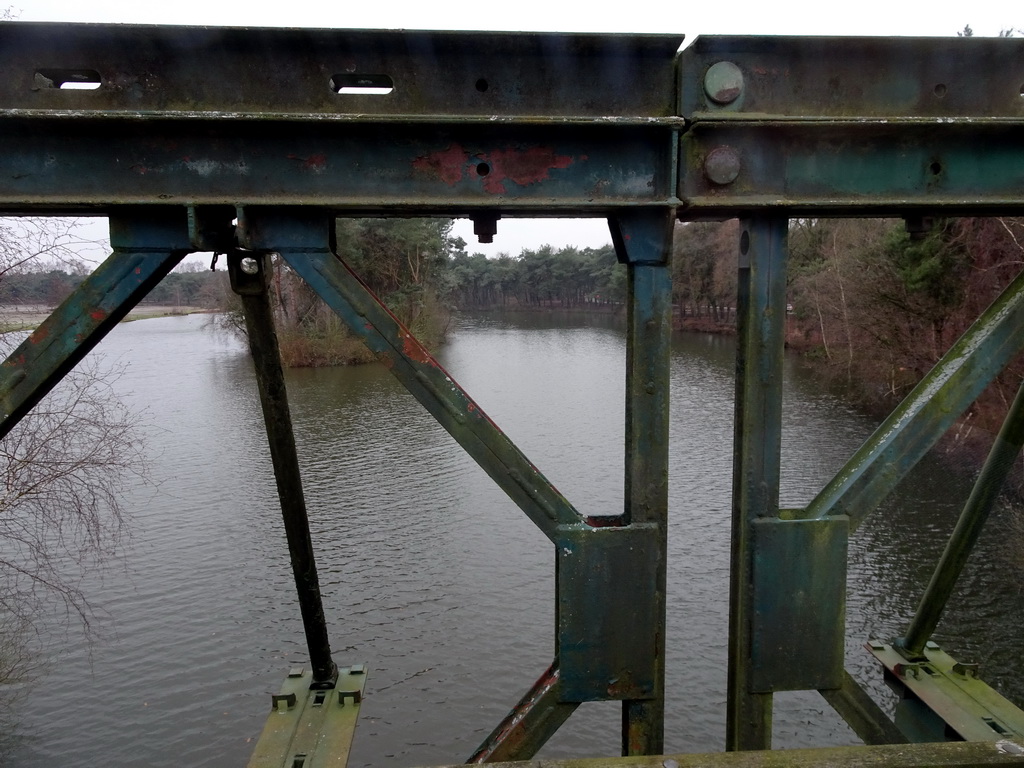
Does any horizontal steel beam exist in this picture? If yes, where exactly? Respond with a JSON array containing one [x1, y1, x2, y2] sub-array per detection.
[[679, 121, 1024, 216], [1, 23, 681, 119], [0, 118, 675, 214], [679, 36, 1024, 120]]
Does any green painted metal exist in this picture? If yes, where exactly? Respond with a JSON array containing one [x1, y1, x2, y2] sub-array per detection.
[[468, 663, 578, 762], [750, 516, 847, 692], [680, 122, 1024, 216], [611, 208, 673, 755], [247, 665, 368, 768], [455, 741, 1024, 768], [557, 525, 660, 703], [819, 671, 908, 746], [229, 250, 338, 688], [726, 216, 788, 751], [870, 643, 1024, 742], [679, 36, 1024, 119], [0, 24, 680, 118], [6, 23, 1024, 768], [898, 377, 1024, 660], [805, 264, 1024, 529], [0, 208, 189, 441]]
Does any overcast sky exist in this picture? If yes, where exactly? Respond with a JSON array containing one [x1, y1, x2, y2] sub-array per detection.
[[9, 0, 1016, 260]]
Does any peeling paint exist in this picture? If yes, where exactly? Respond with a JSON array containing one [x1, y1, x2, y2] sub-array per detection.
[[478, 146, 574, 195], [412, 143, 575, 193], [411, 142, 469, 186], [400, 333, 432, 365], [287, 153, 328, 173]]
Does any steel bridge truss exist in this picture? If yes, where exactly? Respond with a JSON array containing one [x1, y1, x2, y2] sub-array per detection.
[[2, 22, 1024, 767]]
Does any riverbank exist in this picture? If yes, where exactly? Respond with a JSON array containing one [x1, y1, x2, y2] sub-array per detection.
[[0, 304, 211, 333]]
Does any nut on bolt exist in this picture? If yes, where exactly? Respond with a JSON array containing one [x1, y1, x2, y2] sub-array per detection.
[[704, 61, 744, 105], [704, 146, 741, 186]]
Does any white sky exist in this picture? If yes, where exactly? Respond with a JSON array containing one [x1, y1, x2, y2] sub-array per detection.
[[9, 0, 1016, 261]]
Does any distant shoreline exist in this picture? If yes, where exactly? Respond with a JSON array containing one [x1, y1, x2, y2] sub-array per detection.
[[0, 305, 211, 333]]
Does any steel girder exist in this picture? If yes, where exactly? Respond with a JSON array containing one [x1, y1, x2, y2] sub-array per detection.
[[2, 22, 1024, 766]]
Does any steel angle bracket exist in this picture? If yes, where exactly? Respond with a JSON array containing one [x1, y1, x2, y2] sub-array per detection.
[[248, 665, 369, 768], [869, 643, 1024, 743], [750, 515, 847, 693]]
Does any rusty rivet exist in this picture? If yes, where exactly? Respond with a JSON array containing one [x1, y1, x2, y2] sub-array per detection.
[[704, 61, 744, 105], [704, 146, 741, 185]]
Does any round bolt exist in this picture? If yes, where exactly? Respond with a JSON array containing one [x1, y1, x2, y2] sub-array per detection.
[[704, 61, 744, 105], [704, 146, 741, 185], [239, 256, 260, 275]]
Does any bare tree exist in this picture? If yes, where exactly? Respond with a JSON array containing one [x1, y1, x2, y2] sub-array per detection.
[[0, 216, 147, 737]]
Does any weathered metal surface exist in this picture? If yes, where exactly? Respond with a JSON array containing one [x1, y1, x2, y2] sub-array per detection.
[[680, 36, 1024, 119], [0, 119, 675, 214], [750, 516, 847, 692], [819, 671, 909, 746], [7, 22, 1024, 767], [870, 643, 1024, 742], [0, 23, 680, 118], [805, 264, 1024, 529], [468, 663, 578, 762], [247, 665, 368, 768], [898, 377, 1024, 660], [557, 525, 660, 703], [680, 122, 1024, 216], [726, 216, 788, 751], [449, 741, 1024, 767], [611, 208, 673, 754], [230, 250, 338, 688], [0, 208, 189, 440]]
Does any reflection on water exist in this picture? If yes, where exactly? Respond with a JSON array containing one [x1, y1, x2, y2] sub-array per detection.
[[5, 311, 1024, 766]]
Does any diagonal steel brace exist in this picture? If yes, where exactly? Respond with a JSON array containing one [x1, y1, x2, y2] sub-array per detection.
[[0, 209, 191, 441], [237, 208, 584, 542]]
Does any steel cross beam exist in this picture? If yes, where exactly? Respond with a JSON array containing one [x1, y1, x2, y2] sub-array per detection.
[[2, 21, 1024, 768]]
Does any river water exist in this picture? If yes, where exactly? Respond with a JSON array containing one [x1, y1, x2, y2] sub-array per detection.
[[5, 311, 1024, 766]]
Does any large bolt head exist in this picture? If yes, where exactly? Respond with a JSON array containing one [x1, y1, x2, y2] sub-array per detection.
[[704, 61, 744, 105], [704, 146, 741, 185]]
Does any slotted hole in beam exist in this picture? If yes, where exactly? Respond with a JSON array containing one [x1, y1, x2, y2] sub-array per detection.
[[35, 69, 102, 90], [330, 74, 394, 95]]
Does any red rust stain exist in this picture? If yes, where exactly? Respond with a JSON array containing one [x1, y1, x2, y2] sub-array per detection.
[[90, 309, 107, 322], [478, 146, 574, 194], [401, 333, 432, 365], [287, 153, 328, 171], [135, 268, 142, 275], [28, 326, 48, 343], [412, 143, 469, 186]]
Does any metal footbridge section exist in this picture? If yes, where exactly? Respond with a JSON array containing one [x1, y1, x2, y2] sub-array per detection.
[[1, 22, 1024, 766]]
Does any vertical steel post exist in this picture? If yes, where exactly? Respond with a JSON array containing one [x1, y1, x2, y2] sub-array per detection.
[[229, 250, 338, 688], [727, 216, 788, 751], [897, 376, 1024, 659], [610, 210, 672, 755]]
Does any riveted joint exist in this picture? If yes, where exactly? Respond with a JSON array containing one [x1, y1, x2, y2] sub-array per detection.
[[704, 61, 744, 105], [705, 146, 742, 186]]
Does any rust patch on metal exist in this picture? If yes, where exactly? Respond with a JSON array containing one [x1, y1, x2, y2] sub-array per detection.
[[90, 309, 107, 322], [28, 326, 48, 343], [413, 144, 575, 193], [287, 153, 328, 172], [412, 143, 469, 186], [401, 333, 432, 365], [478, 147, 574, 194]]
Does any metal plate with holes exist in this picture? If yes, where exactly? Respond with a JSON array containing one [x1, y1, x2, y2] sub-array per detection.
[[247, 666, 369, 768]]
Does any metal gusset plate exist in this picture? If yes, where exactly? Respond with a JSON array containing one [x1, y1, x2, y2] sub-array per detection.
[[248, 665, 369, 768]]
